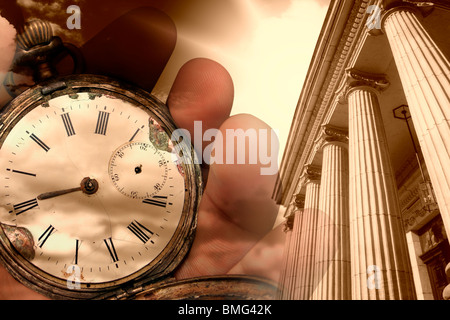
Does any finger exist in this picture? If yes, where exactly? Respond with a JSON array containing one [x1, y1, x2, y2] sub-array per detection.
[[205, 114, 280, 235], [175, 114, 280, 279], [167, 58, 234, 143], [80, 7, 176, 92], [167, 58, 234, 183]]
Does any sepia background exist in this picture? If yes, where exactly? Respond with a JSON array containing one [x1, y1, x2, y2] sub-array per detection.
[[0, 0, 330, 165], [0, 0, 330, 298]]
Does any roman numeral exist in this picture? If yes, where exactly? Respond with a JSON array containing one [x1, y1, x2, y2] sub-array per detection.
[[28, 132, 50, 152], [95, 111, 110, 135], [129, 128, 140, 142], [127, 220, 154, 244], [6, 168, 36, 177], [9, 198, 38, 215], [61, 113, 76, 136], [104, 237, 119, 267], [74, 239, 81, 265], [129, 125, 145, 141], [38, 225, 56, 248], [142, 195, 168, 208]]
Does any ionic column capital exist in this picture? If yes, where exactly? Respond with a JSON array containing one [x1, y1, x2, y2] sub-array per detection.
[[336, 68, 389, 104], [383, 1, 434, 19], [283, 193, 305, 231], [293, 193, 306, 209], [366, 1, 434, 36], [300, 164, 321, 186], [314, 124, 349, 151], [283, 213, 295, 232]]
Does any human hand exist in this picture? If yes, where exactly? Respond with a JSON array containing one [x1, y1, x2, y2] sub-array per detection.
[[0, 6, 281, 299], [167, 57, 280, 280]]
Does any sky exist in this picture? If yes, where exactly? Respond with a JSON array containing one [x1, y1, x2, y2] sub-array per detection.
[[0, 0, 330, 164], [0, 0, 330, 283], [155, 0, 331, 164]]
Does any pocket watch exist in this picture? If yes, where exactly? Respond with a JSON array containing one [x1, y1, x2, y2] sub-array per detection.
[[0, 19, 203, 299], [0, 18, 278, 301]]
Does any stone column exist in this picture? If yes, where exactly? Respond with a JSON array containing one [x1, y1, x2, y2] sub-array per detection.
[[343, 69, 414, 299], [312, 125, 351, 300], [381, 4, 450, 296], [275, 211, 294, 300], [294, 165, 321, 299], [276, 194, 304, 300]]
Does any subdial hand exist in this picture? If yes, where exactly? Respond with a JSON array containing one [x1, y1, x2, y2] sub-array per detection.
[[37, 177, 99, 200]]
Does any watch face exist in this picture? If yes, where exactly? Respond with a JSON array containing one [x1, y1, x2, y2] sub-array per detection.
[[0, 76, 201, 298]]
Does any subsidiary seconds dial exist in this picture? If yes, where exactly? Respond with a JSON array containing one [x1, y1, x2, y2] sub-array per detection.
[[109, 141, 169, 199]]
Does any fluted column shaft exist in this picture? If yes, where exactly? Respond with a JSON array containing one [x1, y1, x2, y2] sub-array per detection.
[[383, 5, 450, 242], [313, 137, 351, 300], [276, 214, 293, 299], [277, 209, 303, 300], [348, 86, 414, 299], [295, 178, 320, 299]]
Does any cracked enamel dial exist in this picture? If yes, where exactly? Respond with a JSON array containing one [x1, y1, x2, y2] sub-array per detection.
[[0, 76, 201, 298]]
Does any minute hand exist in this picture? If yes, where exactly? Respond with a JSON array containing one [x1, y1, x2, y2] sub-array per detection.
[[37, 187, 82, 200]]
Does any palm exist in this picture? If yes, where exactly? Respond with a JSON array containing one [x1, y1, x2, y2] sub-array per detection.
[[167, 58, 279, 279]]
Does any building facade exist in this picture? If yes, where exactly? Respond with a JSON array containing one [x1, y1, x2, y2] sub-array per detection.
[[274, 0, 450, 300]]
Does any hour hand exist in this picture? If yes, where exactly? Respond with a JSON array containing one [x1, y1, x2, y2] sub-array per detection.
[[37, 177, 99, 200], [37, 187, 82, 200]]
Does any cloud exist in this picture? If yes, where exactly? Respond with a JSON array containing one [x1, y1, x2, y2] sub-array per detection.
[[48, 21, 83, 45], [0, 16, 17, 74], [0, 15, 17, 107], [17, 0, 63, 18], [252, 0, 293, 18], [17, 0, 85, 17], [228, 0, 330, 161], [15, 0, 84, 46]]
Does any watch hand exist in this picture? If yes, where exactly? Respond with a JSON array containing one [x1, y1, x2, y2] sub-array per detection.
[[37, 177, 99, 200], [37, 187, 82, 200]]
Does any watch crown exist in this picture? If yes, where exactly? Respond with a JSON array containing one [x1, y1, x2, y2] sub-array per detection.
[[17, 19, 54, 51]]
